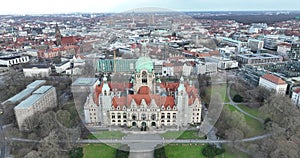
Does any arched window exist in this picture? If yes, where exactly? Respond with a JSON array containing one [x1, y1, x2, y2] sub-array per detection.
[[141, 113, 146, 120], [167, 113, 171, 119], [132, 114, 137, 120], [161, 113, 165, 119], [151, 114, 156, 120], [142, 71, 147, 83]]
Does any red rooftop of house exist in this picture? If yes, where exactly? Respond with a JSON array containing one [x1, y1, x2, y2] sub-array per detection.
[[261, 74, 286, 85], [294, 87, 300, 94]]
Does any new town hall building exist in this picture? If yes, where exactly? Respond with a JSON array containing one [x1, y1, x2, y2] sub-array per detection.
[[78, 57, 202, 129]]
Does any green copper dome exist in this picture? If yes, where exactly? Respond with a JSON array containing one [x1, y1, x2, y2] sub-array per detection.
[[135, 57, 153, 73]]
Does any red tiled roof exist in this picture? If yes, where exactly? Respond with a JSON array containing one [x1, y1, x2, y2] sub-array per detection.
[[197, 53, 210, 58], [62, 36, 77, 45], [138, 86, 150, 94], [209, 50, 220, 56], [95, 81, 200, 108], [112, 94, 175, 108], [163, 63, 174, 67], [261, 74, 286, 85], [160, 82, 179, 92], [294, 87, 300, 94]]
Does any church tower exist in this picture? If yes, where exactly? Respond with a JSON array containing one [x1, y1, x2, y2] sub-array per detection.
[[55, 23, 62, 46]]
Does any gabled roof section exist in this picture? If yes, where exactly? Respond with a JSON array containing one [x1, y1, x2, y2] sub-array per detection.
[[261, 74, 286, 85]]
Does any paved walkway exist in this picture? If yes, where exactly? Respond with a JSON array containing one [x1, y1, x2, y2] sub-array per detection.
[[8, 132, 274, 144]]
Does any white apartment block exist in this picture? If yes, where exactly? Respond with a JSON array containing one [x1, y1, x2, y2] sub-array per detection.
[[259, 74, 287, 95]]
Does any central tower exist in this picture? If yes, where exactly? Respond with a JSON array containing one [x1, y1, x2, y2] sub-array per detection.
[[133, 56, 155, 94]]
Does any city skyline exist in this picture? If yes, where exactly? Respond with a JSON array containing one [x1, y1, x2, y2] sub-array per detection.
[[1, 0, 300, 15]]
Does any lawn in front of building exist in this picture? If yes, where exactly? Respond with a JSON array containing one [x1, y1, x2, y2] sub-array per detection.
[[87, 131, 125, 139], [164, 144, 249, 158], [160, 130, 205, 139], [83, 144, 118, 158]]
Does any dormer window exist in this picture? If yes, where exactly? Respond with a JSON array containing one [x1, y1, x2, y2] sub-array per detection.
[[167, 106, 171, 110]]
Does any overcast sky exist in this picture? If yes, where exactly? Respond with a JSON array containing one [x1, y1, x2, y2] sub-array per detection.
[[1, 0, 300, 15]]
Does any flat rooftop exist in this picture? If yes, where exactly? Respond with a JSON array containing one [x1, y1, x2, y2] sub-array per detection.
[[237, 53, 281, 59], [14, 86, 54, 109], [72, 78, 98, 86], [4, 80, 46, 104]]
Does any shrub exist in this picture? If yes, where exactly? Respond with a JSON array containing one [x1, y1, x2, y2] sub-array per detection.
[[69, 147, 83, 158], [233, 94, 243, 103], [154, 145, 167, 158], [116, 145, 130, 158], [202, 144, 225, 158]]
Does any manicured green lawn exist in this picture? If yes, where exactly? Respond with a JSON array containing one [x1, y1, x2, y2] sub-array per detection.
[[83, 144, 117, 158], [161, 130, 205, 139], [244, 114, 264, 137], [87, 131, 125, 139], [227, 104, 237, 111], [164, 144, 205, 158], [164, 144, 249, 158], [237, 104, 260, 118]]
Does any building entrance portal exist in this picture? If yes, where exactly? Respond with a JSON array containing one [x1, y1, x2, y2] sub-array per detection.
[[132, 122, 137, 126]]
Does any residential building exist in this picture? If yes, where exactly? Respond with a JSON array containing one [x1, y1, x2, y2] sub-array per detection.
[[55, 60, 70, 73], [259, 74, 287, 95], [291, 87, 300, 108], [195, 61, 217, 75], [248, 39, 264, 52], [2, 80, 46, 105], [162, 62, 174, 76], [0, 54, 29, 67], [236, 53, 283, 65], [14, 85, 57, 130], [288, 43, 300, 60], [23, 65, 51, 77], [277, 43, 292, 57], [205, 57, 238, 70]]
